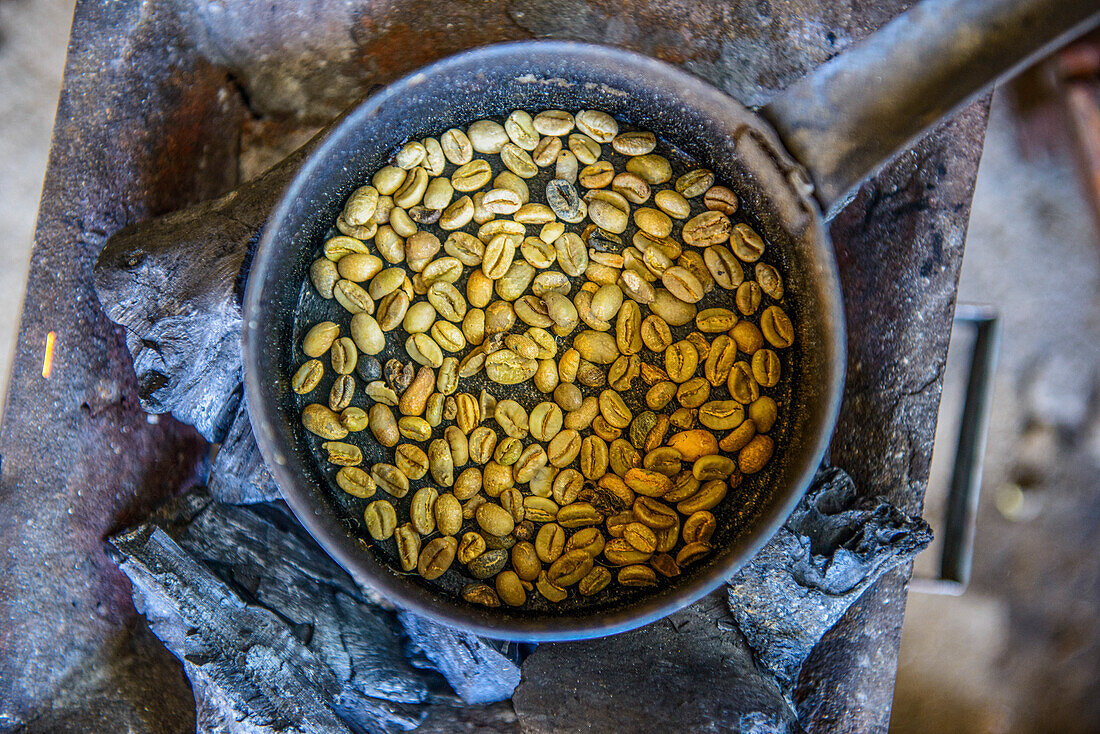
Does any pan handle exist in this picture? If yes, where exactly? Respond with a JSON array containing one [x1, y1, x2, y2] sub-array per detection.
[[761, 0, 1100, 217]]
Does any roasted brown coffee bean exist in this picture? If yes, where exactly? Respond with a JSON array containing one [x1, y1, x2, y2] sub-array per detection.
[[364, 500, 397, 540]]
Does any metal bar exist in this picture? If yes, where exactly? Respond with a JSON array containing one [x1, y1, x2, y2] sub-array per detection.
[[938, 305, 1000, 591], [762, 0, 1100, 215]]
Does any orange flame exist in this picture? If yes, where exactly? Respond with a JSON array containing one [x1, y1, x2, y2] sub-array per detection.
[[41, 332, 55, 379]]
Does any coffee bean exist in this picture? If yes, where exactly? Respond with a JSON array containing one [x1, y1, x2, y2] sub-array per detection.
[[557, 502, 603, 528], [495, 570, 527, 606], [476, 503, 515, 537], [336, 466, 376, 498], [297, 109, 794, 606], [664, 341, 699, 383], [633, 496, 677, 529], [731, 223, 765, 262], [414, 536, 456, 581], [682, 511, 717, 545], [372, 463, 409, 498], [302, 404, 348, 440], [624, 467, 673, 498], [547, 549, 595, 587], [458, 531, 486, 564], [364, 500, 397, 540], [395, 523, 420, 571], [676, 542, 712, 568], [727, 361, 761, 404], [338, 407, 366, 432], [511, 541, 541, 582]]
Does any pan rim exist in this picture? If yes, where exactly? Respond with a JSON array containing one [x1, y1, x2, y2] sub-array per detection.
[[244, 39, 846, 641]]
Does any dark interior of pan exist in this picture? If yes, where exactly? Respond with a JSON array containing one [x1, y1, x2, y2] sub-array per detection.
[[245, 42, 845, 640]]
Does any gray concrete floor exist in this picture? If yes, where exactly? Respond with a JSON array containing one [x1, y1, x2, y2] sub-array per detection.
[[1, 2, 1097, 732], [0, 0, 73, 399]]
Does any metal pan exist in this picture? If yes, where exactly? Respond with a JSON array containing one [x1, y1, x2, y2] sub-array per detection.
[[244, 0, 1099, 640]]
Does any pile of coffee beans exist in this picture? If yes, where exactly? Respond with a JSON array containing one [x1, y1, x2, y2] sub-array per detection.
[[292, 109, 793, 609]]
